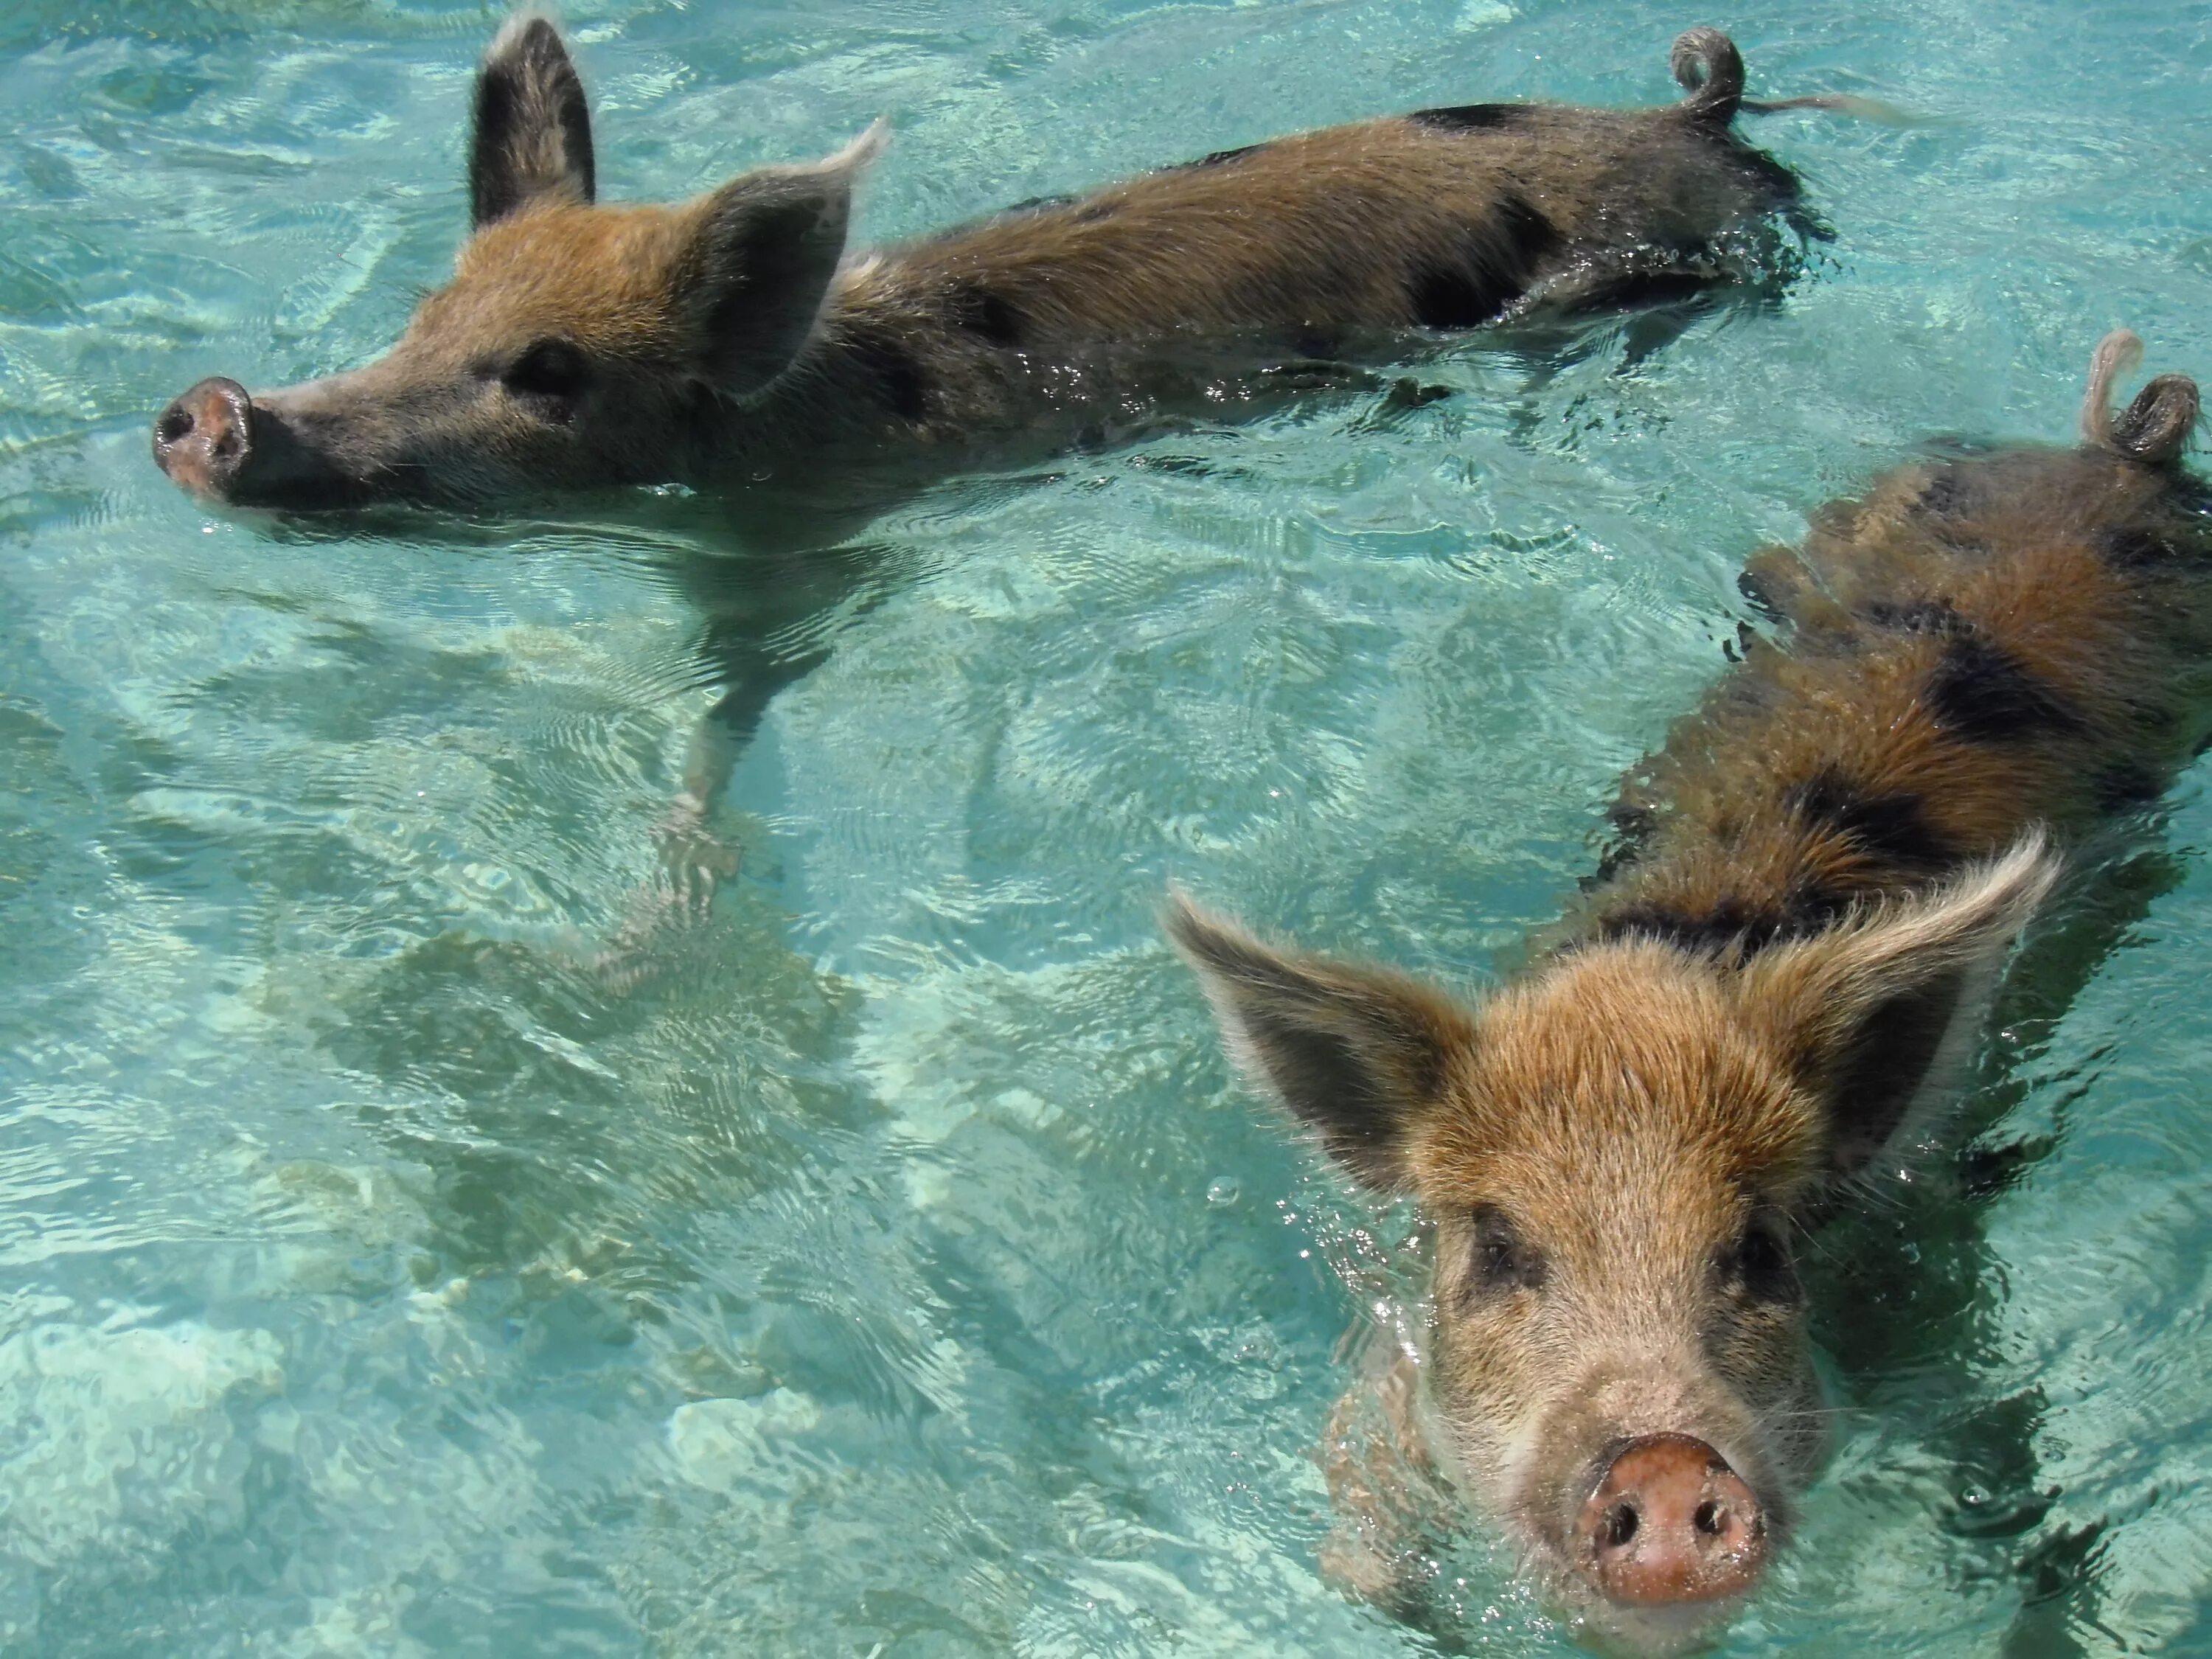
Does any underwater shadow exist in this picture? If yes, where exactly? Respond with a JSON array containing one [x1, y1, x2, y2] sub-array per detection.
[[1802, 824, 2190, 1658]]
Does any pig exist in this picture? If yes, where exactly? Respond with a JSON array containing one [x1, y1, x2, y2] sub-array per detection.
[[1166, 331, 2205, 1652], [152, 16, 1854, 513]]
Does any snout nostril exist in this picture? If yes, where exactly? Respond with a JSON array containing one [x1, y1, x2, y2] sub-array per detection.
[[1601, 1503, 1640, 1550], [156, 408, 194, 445], [1693, 1500, 1725, 1537]]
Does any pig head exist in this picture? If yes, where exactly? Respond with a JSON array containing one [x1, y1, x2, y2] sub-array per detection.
[[1167, 837, 2054, 1648], [153, 16, 877, 510]]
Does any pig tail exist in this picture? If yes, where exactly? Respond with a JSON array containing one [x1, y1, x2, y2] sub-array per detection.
[[2081, 330, 2200, 466], [1669, 27, 1746, 125], [2111, 376, 2200, 467]]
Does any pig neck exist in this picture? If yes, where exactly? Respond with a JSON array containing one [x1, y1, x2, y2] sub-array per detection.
[[700, 232, 1358, 487], [686, 296, 981, 492]]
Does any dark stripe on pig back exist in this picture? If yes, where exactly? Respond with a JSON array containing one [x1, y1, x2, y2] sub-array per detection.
[[1590, 880, 1851, 958], [1857, 601, 2085, 744], [946, 277, 1025, 347], [1183, 142, 1266, 168], [838, 327, 932, 422], [1783, 768, 1956, 872], [1408, 191, 1559, 329], [1407, 102, 1535, 132], [1924, 632, 2084, 745], [926, 192, 1082, 248]]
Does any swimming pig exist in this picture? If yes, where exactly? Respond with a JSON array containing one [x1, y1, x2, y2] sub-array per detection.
[[1167, 332, 2205, 1651], [153, 16, 1846, 512]]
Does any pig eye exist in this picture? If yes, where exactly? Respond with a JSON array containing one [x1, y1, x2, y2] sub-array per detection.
[[502, 338, 589, 416], [1467, 1206, 1545, 1300], [1721, 1220, 1797, 1304]]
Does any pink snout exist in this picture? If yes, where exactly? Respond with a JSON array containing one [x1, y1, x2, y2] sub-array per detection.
[[1573, 1434, 1767, 1606], [153, 376, 254, 498]]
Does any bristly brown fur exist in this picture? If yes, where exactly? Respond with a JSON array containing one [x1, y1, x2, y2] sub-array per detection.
[[824, 86, 1804, 441], [1166, 335, 2204, 1647], [1585, 411, 2212, 960], [156, 22, 1830, 513]]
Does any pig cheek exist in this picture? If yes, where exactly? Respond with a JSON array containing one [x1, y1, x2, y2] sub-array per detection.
[[1425, 1295, 1560, 1520], [423, 398, 591, 498], [1713, 1300, 1826, 1490]]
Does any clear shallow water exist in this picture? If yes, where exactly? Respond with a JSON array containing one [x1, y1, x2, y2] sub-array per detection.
[[4, 0, 2212, 1652]]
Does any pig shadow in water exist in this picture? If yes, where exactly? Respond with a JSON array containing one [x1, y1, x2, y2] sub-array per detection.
[[1808, 827, 2191, 1659], [254, 292, 1750, 987]]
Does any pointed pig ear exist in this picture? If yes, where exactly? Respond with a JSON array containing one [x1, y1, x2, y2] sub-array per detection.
[[681, 122, 888, 397], [1164, 895, 1474, 1192], [1733, 835, 2059, 1174], [470, 15, 597, 229]]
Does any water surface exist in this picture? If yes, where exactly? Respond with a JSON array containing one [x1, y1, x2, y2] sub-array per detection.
[[4, 0, 2211, 1652]]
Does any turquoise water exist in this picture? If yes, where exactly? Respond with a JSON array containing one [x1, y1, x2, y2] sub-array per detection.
[[4, 0, 2212, 1652]]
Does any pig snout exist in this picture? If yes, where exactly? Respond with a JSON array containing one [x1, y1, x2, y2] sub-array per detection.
[[153, 378, 371, 509], [153, 377, 255, 499], [1572, 1434, 1767, 1607]]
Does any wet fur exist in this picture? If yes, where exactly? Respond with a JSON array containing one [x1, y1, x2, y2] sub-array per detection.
[[1592, 385, 2212, 975], [185, 20, 1822, 511], [814, 86, 1806, 447], [1167, 338, 2205, 1649]]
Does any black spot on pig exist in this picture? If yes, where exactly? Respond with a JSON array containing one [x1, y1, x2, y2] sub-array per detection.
[[2091, 760, 2166, 813], [1917, 467, 1971, 520], [841, 329, 931, 422], [1408, 192, 1558, 328], [1408, 102, 1534, 132], [1784, 769, 1955, 871], [2095, 525, 2185, 571], [1925, 633, 2083, 744], [947, 279, 1024, 347]]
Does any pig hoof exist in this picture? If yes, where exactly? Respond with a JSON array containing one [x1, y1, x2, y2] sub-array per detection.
[[652, 795, 741, 911], [586, 801, 742, 991]]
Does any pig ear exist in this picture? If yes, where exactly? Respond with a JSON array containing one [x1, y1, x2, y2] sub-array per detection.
[[1733, 835, 2059, 1175], [470, 15, 597, 229], [1164, 895, 1475, 1192], [682, 122, 888, 397]]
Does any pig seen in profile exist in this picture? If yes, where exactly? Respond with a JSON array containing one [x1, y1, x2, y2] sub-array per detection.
[[1169, 333, 2205, 1652], [153, 15, 1855, 513]]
